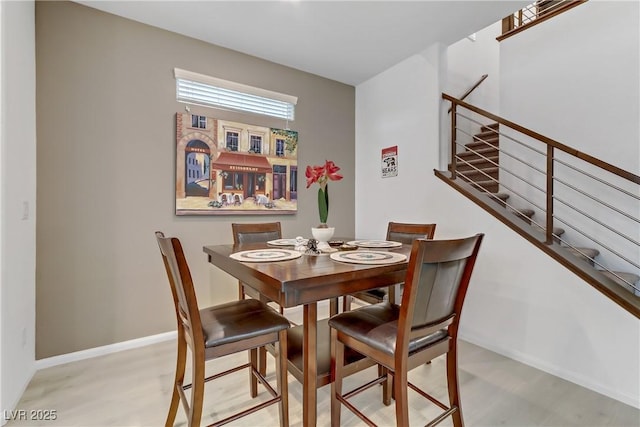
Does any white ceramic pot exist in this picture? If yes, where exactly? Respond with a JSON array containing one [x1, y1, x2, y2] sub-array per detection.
[[311, 227, 335, 249]]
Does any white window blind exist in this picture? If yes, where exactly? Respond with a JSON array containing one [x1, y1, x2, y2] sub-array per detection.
[[175, 68, 297, 121]]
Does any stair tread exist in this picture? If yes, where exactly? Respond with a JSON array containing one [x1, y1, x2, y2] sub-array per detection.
[[458, 175, 499, 193], [455, 162, 498, 172], [601, 271, 639, 284], [474, 131, 499, 140], [481, 123, 499, 132], [456, 154, 499, 163], [510, 208, 534, 218], [465, 140, 499, 151], [457, 166, 499, 175], [601, 271, 640, 296], [457, 147, 499, 158], [467, 178, 497, 185], [532, 223, 565, 236], [566, 247, 600, 258], [450, 164, 498, 172], [459, 146, 498, 154], [549, 227, 565, 236]]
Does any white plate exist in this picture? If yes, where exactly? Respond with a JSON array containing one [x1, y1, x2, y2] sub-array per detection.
[[330, 250, 407, 265], [347, 240, 403, 249], [267, 238, 308, 246], [230, 249, 302, 262]]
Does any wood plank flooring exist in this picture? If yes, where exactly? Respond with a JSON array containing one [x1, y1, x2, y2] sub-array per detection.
[[6, 305, 639, 426]]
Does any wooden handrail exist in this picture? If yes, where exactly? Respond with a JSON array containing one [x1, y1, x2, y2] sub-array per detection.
[[443, 93, 640, 185], [447, 74, 488, 114]]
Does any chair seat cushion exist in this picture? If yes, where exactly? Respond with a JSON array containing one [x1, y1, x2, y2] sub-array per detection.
[[200, 299, 290, 348], [328, 302, 448, 356]]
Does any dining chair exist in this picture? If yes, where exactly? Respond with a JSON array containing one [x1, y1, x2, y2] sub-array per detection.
[[343, 222, 436, 310], [329, 233, 484, 427], [232, 222, 294, 384], [231, 222, 284, 312], [155, 231, 290, 427]]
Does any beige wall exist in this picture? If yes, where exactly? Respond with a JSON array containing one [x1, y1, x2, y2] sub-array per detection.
[[35, 1, 355, 358]]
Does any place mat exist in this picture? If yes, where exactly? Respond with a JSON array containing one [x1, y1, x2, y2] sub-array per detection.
[[230, 249, 302, 262], [347, 240, 403, 249], [330, 250, 407, 265], [267, 238, 308, 246]]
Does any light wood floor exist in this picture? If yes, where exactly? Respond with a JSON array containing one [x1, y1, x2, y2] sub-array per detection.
[[8, 307, 639, 426]]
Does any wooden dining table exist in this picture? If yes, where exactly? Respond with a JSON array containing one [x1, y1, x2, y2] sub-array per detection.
[[203, 240, 411, 427]]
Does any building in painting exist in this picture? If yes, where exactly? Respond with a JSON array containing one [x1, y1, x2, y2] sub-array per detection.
[[175, 112, 298, 212]]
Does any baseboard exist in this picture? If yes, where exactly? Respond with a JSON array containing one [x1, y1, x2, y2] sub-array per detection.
[[459, 333, 640, 409], [32, 305, 313, 371], [35, 331, 177, 370]]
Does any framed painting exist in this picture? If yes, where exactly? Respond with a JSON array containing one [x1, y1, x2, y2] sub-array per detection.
[[175, 113, 298, 215]]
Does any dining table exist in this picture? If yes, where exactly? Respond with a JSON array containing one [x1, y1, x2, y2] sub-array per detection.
[[203, 239, 411, 427]]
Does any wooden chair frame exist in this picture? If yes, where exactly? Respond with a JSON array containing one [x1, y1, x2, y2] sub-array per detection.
[[156, 231, 289, 427], [231, 222, 283, 305], [344, 222, 437, 310], [330, 234, 484, 427]]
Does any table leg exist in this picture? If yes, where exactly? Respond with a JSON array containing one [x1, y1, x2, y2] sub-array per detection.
[[329, 297, 338, 316], [388, 284, 400, 305], [302, 302, 317, 427]]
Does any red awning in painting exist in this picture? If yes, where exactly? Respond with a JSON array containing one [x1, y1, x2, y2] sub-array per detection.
[[211, 152, 273, 173]]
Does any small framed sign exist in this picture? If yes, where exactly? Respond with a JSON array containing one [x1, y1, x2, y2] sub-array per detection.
[[381, 145, 398, 178]]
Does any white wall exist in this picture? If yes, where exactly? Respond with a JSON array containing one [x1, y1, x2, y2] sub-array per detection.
[[355, 44, 445, 237], [445, 22, 503, 165], [501, 1, 639, 173], [355, 51, 640, 407], [0, 0, 37, 420], [499, 1, 640, 276], [446, 21, 502, 144]]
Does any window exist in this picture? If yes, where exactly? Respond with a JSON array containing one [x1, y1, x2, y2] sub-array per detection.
[[275, 139, 285, 157], [175, 68, 297, 120], [191, 115, 206, 129], [290, 167, 297, 192], [226, 132, 239, 152], [249, 135, 262, 154], [223, 171, 233, 189], [222, 171, 243, 190], [256, 174, 266, 192]]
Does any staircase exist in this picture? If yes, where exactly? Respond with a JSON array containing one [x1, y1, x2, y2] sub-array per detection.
[[440, 94, 640, 317], [453, 123, 500, 193]]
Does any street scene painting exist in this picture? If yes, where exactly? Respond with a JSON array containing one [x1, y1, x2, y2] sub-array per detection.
[[175, 112, 298, 215]]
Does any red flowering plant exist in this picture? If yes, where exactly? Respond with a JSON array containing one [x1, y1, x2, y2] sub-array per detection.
[[305, 160, 343, 227]]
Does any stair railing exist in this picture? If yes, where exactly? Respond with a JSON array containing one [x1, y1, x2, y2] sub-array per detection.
[[498, 0, 587, 41], [442, 93, 640, 311], [447, 74, 488, 114]]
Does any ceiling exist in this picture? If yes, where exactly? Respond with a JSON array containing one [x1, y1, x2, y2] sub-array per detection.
[[76, 1, 528, 86]]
